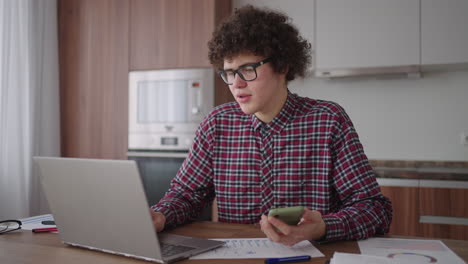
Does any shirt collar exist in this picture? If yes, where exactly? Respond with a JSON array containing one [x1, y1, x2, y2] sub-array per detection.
[[251, 90, 297, 133]]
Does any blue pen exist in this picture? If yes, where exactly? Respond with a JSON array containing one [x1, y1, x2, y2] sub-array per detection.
[[264, 255, 311, 264]]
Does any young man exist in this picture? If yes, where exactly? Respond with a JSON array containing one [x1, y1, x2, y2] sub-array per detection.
[[150, 5, 392, 245]]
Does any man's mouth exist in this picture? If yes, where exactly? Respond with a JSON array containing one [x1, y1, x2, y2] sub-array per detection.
[[237, 93, 251, 98], [236, 94, 252, 103]]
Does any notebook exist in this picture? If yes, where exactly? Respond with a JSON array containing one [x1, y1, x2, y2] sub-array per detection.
[[34, 157, 224, 263]]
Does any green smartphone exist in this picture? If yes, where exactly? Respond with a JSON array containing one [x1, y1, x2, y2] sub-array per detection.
[[268, 206, 305, 225]]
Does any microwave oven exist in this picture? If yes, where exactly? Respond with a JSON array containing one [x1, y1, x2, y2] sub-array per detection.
[[128, 68, 214, 151]]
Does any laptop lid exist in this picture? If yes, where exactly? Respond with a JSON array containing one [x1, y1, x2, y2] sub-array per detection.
[[34, 157, 223, 263]]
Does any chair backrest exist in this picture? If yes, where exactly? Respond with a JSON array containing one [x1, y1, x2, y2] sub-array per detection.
[[211, 199, 218, 222]]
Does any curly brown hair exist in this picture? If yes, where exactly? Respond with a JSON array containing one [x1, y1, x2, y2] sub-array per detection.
[[208, 5, 311, 82]]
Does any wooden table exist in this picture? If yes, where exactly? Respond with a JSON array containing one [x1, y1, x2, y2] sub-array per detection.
[[1, 221, 467, 264]]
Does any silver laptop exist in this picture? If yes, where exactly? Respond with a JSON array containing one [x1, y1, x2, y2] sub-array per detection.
[[34, 157, 224, 263]]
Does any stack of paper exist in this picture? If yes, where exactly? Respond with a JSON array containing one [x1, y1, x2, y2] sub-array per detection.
[[331, 238, 465, 264], [330, 252, 397, 264], [358, 238, 465, 264], [190, 238, 324, 259], [19, 214, 55, 230]]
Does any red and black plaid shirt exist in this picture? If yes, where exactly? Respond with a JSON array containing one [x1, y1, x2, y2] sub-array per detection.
[[153, 92, 392, 241]]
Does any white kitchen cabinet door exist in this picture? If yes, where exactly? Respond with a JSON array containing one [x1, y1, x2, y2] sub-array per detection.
[[421, 0, 468, 66], [315, 0, 420, 71]]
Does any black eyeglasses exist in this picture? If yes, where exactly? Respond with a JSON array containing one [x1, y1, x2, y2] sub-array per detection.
[[218, 57, 272, 85], [0, 220, 22, 234]]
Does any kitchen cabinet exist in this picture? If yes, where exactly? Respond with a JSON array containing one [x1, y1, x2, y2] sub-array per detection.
[[380, 185, 420, 237], [58, 0, 130, 159], [129, 0, 231, 70], [419, 186, 468, 240], [421, 0, 468, 66], [379, 178, 468, 239], [315, 0, 420, 77]]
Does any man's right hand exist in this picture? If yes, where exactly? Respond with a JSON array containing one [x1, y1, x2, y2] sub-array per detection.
[[149, 210, 166, 232], [259, 208, 326, 246]]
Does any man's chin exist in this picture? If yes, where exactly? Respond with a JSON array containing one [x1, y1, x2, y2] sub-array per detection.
[[238, 105, 255, 115]]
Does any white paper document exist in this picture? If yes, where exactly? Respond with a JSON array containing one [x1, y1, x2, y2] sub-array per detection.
[[331, 252, 397, 264], [358, 238, 465, 264], [190, 238, 324, 259], [19, 214, 55, 230]]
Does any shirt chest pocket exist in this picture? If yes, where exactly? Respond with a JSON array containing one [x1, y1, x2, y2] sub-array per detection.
[[272, 163, 330, 208], [272, 174, 309, 206]]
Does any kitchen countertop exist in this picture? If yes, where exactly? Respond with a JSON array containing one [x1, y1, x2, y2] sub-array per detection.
[[370, 160, 468, 181]]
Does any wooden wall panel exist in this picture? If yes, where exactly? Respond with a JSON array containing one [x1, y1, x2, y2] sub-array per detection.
[[380, 186, 420, 236], [58, 0, 129, 159]]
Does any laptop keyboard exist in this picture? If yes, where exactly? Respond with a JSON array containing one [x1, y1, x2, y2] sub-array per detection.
[[160, 242, 196, 257]]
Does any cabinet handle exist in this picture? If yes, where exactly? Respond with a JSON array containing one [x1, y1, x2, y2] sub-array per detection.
[[419, 216, 468, 226], [127, 151, 188, 158]]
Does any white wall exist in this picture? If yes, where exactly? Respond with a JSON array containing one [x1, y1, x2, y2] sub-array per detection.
[[233, 0, 468, 161]]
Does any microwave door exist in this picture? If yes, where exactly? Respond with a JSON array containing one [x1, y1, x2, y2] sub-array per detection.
[[137, 80, 189, 124], [165, 80, 189, 123]]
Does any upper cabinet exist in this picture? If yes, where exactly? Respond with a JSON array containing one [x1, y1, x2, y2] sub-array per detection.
[[315, 0, 420, 77], [421, 0, 468, 66], [130, 0, 231, 70]]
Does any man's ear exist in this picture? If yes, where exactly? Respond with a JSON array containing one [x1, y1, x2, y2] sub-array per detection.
[[281, 66, 289, 78], [280, 66, 289, 82], [278, 64, 289, 74]]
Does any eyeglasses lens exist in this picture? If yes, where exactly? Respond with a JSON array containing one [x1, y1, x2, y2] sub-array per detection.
[[0, 221, 21, 234], [239, 66, 257, 81]]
